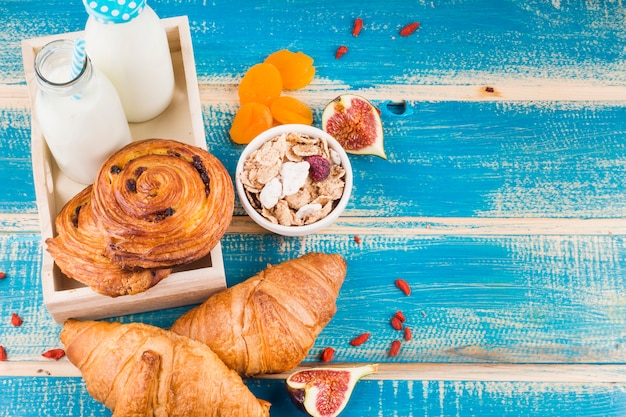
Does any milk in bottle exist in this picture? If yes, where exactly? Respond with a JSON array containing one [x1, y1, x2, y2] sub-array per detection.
[[82, 0, 175, 122], [34, 39, 132, 185]]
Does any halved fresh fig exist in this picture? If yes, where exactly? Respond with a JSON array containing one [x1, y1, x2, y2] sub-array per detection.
[[286, 364, 378, 417], [321, 94, 386, 159]]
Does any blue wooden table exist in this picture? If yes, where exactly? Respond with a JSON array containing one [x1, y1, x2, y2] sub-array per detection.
[[2, 0, 626, 416]]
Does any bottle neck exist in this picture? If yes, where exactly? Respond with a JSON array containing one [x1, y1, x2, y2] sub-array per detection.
[[35, 39, 93, 97], [83, 0, 148, 24]]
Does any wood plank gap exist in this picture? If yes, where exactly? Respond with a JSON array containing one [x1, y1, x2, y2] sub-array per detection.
[[0, 213, 41, 234], [197, 84, 626, 103], [227, 216, 626, 236], [260, 363, 626, 383], [3, 214, 624, 236], [5, 84, 626, 106], [4, 361, 626, 383]]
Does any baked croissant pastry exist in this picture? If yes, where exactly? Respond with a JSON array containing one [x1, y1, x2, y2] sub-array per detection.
[[46, 186, 172, 296], [170, 252, 347, 376], [90, 138, 234, 269], [60, 319, 271, 417]]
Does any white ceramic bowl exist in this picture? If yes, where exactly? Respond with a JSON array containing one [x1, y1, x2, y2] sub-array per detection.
[[235, 124, 353, 236]]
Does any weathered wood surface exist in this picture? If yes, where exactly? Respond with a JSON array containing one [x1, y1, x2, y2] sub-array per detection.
[[2, 0, 626, 416]]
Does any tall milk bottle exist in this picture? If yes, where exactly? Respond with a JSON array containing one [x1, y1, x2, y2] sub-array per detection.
[[34, 39, 132, 185], [82, 0, 175, 122]]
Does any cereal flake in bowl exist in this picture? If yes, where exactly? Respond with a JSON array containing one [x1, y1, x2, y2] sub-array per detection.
[[235, 124, 353, 236]]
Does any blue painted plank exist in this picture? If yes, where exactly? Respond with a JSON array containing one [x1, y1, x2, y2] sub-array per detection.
[[3, 100, 626, 217], [0, 108, 36, 214], [0, 1, 625, 85], [2, 231, 625, 364], [2, 376, 626, 417], [215, 101, 626, 218]]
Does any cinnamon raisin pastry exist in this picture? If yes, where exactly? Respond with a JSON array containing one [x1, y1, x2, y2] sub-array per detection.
[[45, 138, 234, 296], [46, 186, 172, 297], [90, 139, 234, 270]]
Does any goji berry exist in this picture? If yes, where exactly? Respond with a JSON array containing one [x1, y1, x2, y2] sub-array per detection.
[[404, 326, 412, 341], [0, 272, 6, 280], [391, 316, 403, 330], [352, 18, 363, 37], [389, 340, 401, 357], [353, 235, 362, 244], [42, 349, 65, 360], [399, 22, 420, 37], [0, 346, 6, 361], [395, 310, 406, 323], [335, 45, 348, 60], [395, 279, 411, 296], [320, 347, 335, 362], [11, 313, 23, 327], [350, 332, 370, 346]]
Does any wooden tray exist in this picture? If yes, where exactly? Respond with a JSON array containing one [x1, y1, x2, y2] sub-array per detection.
[[22, 16, 227, 324]]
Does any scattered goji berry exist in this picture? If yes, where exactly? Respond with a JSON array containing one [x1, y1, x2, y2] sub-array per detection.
[[320, 347, 335, 362], [11, 313, 23, 327], [404, 326, 412, 341], [42, 349, 65, 360], [350, 332, 370, 346], [391, 316, 403, 330], [353, 235, 361, 244], [395, 278, 411, 296], [335, 45, 348, 60], [389, 340, 401, 357], [0, 272, 6, 280], [394, 310, 406, 323], [352, 18, 363, 37], [0, 346, 6, 361], [399, 22, 420, 37]]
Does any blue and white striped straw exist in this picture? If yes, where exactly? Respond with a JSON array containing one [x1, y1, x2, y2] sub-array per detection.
[[70, 38, 86, 79]]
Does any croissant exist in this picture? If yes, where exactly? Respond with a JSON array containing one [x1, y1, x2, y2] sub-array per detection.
[[46, 185, 172, 296], [90, 138, 234, 270], [60, 319, 271, 417], [170, 252, 347, 376]]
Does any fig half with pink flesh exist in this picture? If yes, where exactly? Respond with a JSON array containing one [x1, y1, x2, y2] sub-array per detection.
[[286, 364, 378, 417], [321, 94, 386, 159]]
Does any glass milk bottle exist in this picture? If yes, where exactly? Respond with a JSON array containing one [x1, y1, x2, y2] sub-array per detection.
[[82, 0, 175, 122], [34, 39, 132, 185]]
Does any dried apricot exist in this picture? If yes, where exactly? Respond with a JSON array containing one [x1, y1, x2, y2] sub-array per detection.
[[229, 102, 273, 144], [264, 49, 315, 90], [238, 63, 283, 106], [270, 96, 313, 125]]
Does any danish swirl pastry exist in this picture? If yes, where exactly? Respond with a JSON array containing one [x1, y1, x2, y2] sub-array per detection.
[[91, 139, 234, 269], [46, 186, 172, 297], [45, 138, 234, 297]]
